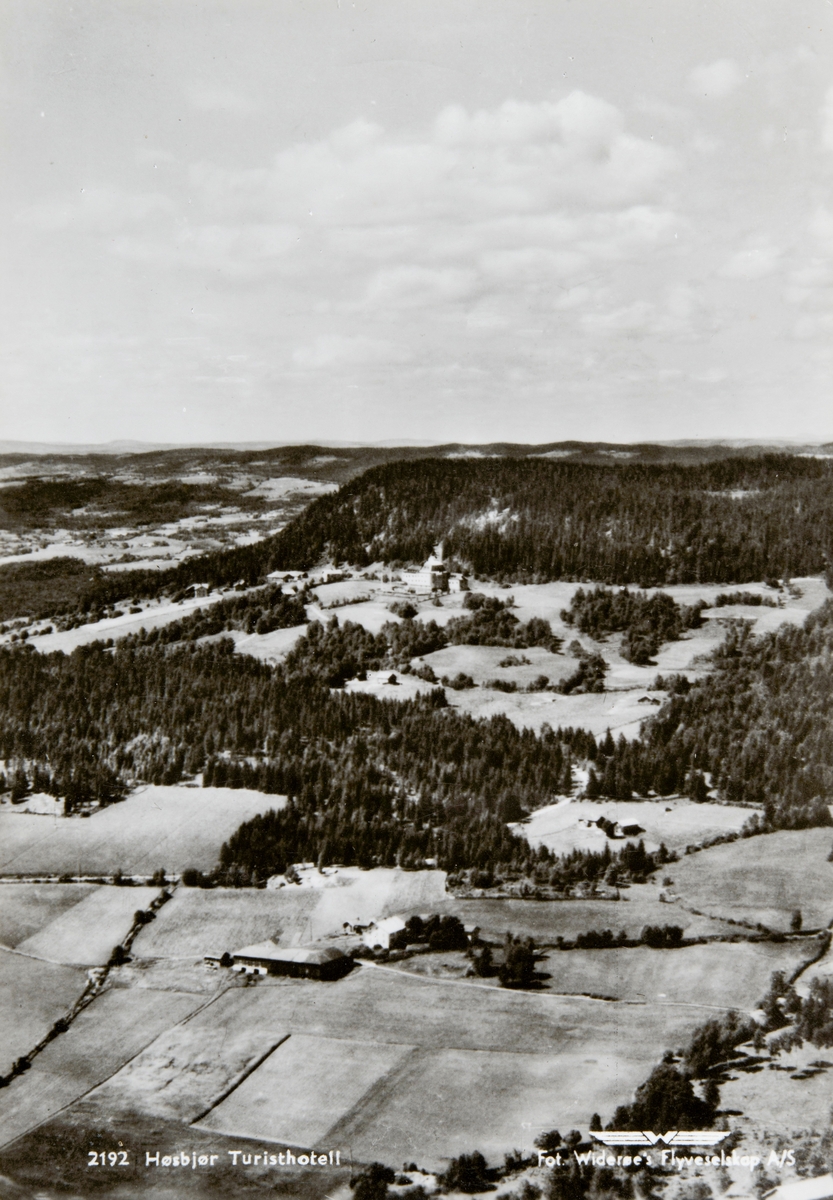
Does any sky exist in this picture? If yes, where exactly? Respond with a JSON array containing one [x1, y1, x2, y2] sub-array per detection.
[[1, 0, 832, 446]]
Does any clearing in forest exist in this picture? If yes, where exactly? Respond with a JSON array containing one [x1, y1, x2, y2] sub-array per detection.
[[514, 797, 753, 856]]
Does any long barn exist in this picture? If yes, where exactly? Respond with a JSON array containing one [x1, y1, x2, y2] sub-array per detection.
[[231, 942, 352, 980]]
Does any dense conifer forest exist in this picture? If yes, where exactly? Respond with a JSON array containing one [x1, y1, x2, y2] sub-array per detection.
[[0, 595, 831, 876]]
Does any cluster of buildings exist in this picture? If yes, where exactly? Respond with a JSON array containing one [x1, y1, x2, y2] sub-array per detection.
[[395, 545, 468, 595]]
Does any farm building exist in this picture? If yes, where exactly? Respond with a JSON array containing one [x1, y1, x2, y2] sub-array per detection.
[[231, 942, 352, 980], [362, 916, 407, 950]]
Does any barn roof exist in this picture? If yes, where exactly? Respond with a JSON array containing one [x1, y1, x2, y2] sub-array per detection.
[[232, 941, 346, 964]]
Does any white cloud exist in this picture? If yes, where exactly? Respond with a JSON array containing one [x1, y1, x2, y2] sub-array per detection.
[[18, 187, 174, 232], [719, 241, 782, 280], [111, 223, 299, 277], [688, 60, 744, 99], [291, 334, 410, 370], [365, 265, 479, 310], [184, 85, 260, 115], [821, 86, 833, 152]]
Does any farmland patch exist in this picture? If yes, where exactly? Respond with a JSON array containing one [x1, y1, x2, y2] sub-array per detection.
[[426, 892, 737, 944], [330, 1045, 646, 1172], [84, 1018, 288, 1123], [133, 869, 446, 959], [133, 888, 321, 959], [0, 786, 282, 877], [0, 884, 95, 948], [0, 984, 201, 1150], [17, 885, 159, 965], [0, 952, 87, 1077], [718, 1040, 833, 1135], [515, 798, 752, 856], [188, 968, 716, 1172], [672, 830, 833, 931], [540, 940, 817, 1008], [198, 1034, 414, 1146]]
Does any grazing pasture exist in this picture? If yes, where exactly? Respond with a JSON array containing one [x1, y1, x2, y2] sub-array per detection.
[[672, 830, 833, 931], [0, 984, 202, 1150], [134, 868, 447, 958], [0, 952, 87, 1077], [539, 940, 817, 1008], [0, 785, 282, 877], [0, 884, 95, 948], [430, 891, 736, 944], [719, 1041, 833, 1135], [515, 797, 753, 857], [17, 886, 159, 965], [198, 1034, 414, 1146]]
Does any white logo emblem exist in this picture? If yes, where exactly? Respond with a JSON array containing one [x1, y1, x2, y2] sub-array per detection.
[[592, 1132, 730, 1147]]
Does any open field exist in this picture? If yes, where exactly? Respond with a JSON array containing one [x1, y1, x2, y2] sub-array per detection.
[[16, 886, 159, 965], [538, 940, 818, 1007], [198, 1034, 415, 1146], [0, 952, 88, 1077], [80, 1012, 286, 1122], [0, 785, 283, 877], [421, 642, 574, 687], [0, 883, 95, 947], [719, 1041, 833, 1137], [133, 888, 321, 958], [672, 830, 833, 931], [514, 797, 753, 856], [134, 869, 447, 958], [430, 891, 738, 943], [177, 965, 723, 1171], [390, 938, 817, 1009], [331, 1043, 635, 1169], [0, 983, 203, 1151]]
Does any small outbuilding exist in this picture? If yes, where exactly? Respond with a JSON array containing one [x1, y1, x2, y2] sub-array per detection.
[[231, 942, 352, 980]]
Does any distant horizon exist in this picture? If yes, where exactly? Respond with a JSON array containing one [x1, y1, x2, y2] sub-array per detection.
[[1, 429, 833, 451]]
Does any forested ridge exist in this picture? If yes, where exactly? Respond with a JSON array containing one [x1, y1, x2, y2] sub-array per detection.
[[264, 454, 833, 585], [3, 453, 833, 622]]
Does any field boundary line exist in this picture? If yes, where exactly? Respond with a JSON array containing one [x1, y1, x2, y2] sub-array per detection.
[[0, 985, 214, 1154], [321, 1044, 423, 1148], [0, 940, 91, 970], [190, 1033, 291, 1124]]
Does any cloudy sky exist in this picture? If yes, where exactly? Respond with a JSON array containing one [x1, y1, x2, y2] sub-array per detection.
[[1, 0, 832, 445]]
